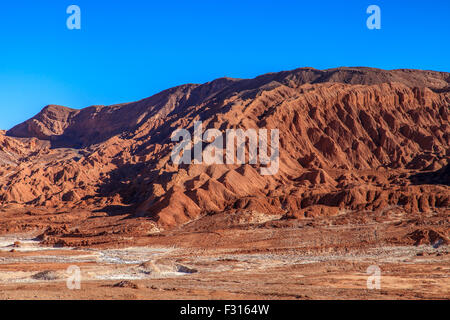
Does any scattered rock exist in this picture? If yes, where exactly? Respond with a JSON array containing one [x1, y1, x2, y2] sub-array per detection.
[[31, 271, 59, 281], [407, 228, 449, 247], [176, 265, 198, 274], [112, 281, 139, 289], [139, 259, 198, 274]]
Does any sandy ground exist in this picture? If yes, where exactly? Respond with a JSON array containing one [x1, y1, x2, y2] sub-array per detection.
[[0, 210, 448, 300]]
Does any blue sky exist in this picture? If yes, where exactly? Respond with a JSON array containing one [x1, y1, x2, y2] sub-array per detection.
[[0, 0, 449, 129]]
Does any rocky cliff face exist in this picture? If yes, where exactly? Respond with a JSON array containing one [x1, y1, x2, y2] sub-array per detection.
[[1, 67, 449, 233]]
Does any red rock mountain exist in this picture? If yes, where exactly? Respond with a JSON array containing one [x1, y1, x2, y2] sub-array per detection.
[[1, 67, 449, 232]]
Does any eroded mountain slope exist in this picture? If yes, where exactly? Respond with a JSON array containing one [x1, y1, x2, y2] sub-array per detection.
[[0, 67, 449, 242]]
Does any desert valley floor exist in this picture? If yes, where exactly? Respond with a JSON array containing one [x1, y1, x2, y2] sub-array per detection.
[[0, 207, 448, 299]]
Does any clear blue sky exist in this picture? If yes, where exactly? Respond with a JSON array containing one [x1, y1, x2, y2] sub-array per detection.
[[0, 0, 449, 129]]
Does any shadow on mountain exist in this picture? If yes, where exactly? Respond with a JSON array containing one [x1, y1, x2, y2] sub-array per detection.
[[409, 164, 450, 186], [92, 205, 135, 217], [92, 161, 171, 218]]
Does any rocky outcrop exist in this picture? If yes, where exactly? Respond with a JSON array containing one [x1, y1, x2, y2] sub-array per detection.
[[1, 67, 449, 230]]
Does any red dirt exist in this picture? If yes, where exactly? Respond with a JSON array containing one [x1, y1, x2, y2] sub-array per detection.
[[0, 67, 449, 299]]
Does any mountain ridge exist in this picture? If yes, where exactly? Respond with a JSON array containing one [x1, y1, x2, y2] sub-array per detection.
[[0, 66, 448, 243], [6, 67, 450, 147]]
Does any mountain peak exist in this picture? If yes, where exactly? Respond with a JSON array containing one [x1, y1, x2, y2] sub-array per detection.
[[5, 66, 450, 148]]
